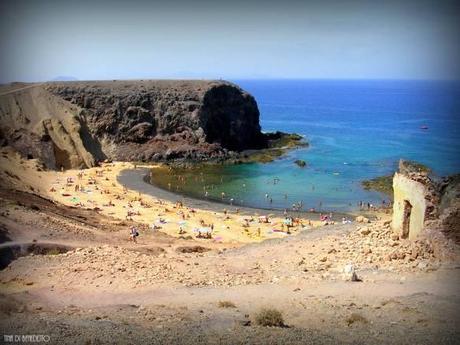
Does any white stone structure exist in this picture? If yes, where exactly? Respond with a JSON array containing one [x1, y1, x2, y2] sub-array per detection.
[[392, 160, 439, 240], [392, 172, 427, 240]]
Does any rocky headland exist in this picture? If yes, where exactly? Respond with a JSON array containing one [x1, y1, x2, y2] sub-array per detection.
[[0, 80, 304, 170]]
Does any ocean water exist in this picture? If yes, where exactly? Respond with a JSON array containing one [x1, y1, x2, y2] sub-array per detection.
[[151, 79, 460, 212]]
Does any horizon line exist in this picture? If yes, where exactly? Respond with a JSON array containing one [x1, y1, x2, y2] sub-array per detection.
[[2, 77, 460, 85]]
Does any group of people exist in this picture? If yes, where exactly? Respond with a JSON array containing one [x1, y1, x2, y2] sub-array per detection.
[[57, 164, 371, 245], [358, 200, 391, 211]]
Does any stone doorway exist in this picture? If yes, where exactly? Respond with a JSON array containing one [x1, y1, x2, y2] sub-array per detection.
[[401, 200, 412, 239]]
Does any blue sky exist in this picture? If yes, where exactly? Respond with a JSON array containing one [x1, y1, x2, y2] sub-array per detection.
[[0, 0, 459, 82]]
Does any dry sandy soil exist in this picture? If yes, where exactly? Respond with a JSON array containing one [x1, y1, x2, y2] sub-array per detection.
[[0, 150, 459, 344]]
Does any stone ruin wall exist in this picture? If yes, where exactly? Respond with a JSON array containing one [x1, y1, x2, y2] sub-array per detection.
[[392, 161, 440, 240], [392, 173, 428, 240]]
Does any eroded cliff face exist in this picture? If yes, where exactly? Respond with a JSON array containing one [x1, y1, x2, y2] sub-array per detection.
[[0, 85, 97, 169], [0, 80, 267, 168]]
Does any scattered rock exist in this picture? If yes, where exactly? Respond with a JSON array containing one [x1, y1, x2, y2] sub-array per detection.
[[356, 216, 370, 223], [294, 160, 307, 167], [342, 264, 360, 282], [360, 227, 371, 236], [176, 246, 210, 254]]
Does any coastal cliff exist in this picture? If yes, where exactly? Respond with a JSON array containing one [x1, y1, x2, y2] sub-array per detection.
[[0, 80, 271, 169]]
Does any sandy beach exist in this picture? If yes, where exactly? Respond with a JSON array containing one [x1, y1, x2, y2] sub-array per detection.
[[0, 148, 332, 244]]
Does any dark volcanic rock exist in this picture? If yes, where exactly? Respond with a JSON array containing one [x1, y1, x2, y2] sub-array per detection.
[[45, 80, 267, 162], [0, 128, 56, 167], [1, 80, 304, 169], [294, 159, 307, 167]]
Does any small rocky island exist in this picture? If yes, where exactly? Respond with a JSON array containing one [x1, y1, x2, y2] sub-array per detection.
[[0, 80, 304, 169]]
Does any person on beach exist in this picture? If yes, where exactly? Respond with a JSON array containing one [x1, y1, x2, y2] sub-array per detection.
[[129, 226, 139, 243]]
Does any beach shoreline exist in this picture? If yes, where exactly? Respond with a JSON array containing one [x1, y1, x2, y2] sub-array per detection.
[[0, 149, 337, 243], [118, 167, 355, 220]]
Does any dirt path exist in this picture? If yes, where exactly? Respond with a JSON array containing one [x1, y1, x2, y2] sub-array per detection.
[[0, 83, 43, 97]]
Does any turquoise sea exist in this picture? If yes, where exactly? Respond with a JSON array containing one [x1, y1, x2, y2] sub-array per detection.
[[153, 80, 460, 212]]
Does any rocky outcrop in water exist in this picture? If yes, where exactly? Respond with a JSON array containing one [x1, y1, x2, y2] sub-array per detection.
[[0, 80, 272, 168]]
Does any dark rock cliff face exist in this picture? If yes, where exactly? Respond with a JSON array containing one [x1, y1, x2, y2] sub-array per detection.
[[199, 84, 265, 151], [45, 80, 267, 162]]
